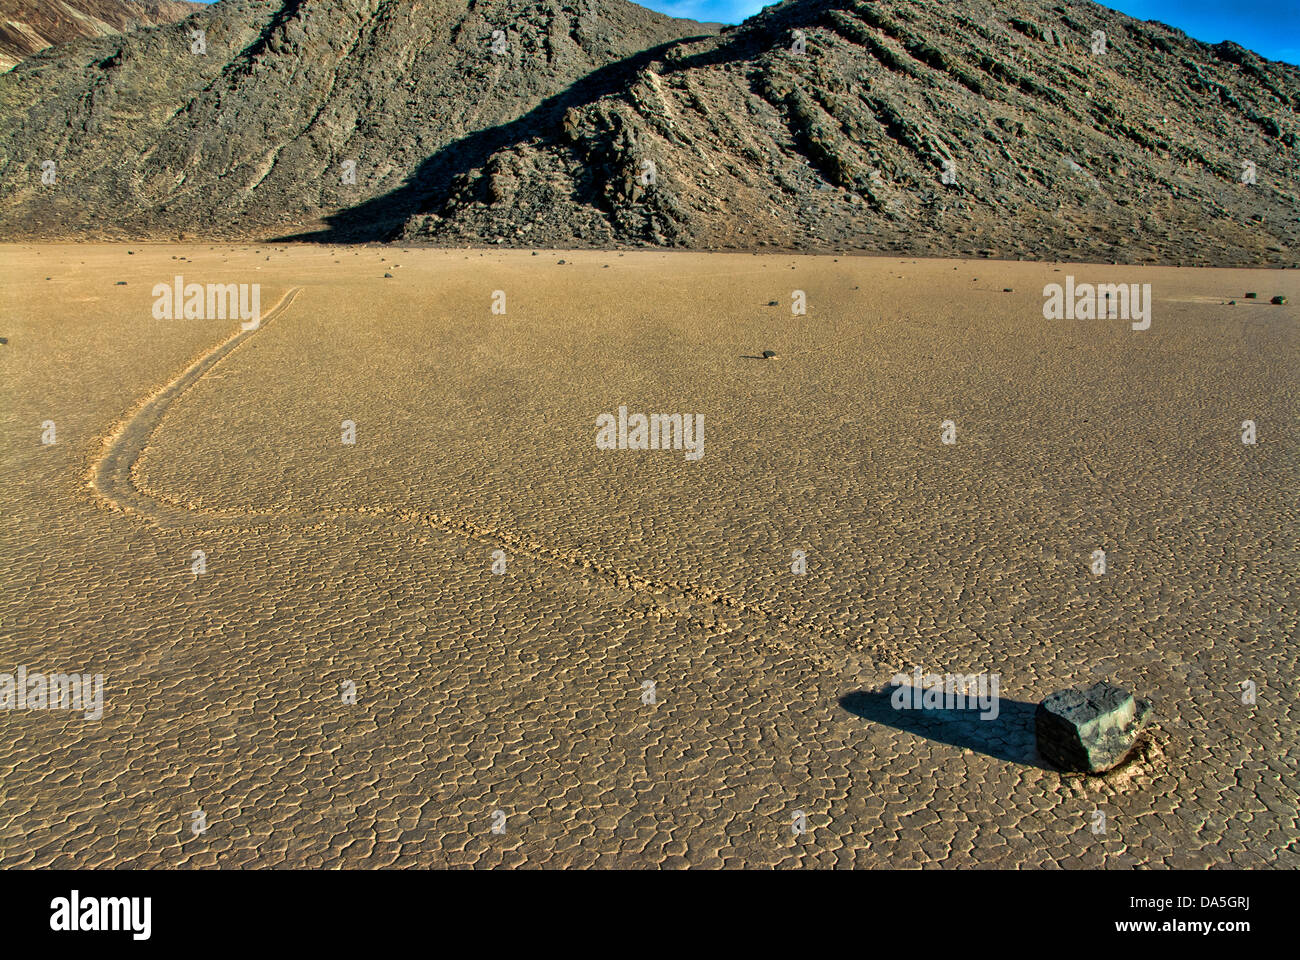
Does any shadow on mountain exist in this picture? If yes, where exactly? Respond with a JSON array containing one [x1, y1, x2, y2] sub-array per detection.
[[272, 35, 719, 244], [269, 0, 822, 244], [839, 688, 1048, 769]]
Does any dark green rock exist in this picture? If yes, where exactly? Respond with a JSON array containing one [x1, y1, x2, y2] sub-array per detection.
[[1036, 682, 1151, 773]]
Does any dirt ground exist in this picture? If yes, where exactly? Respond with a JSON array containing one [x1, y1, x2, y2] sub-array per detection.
[[1, 243, 1296, 867]]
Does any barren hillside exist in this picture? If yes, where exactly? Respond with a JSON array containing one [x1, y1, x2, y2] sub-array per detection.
[[0, 0, 1295, 265], [0, 0, 200, 70]]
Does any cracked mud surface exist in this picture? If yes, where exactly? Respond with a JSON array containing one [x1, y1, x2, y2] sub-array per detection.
[[1, 244, 1296, 867]]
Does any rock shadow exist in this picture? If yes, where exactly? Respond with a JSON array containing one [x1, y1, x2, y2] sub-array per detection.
[[839, 687, 1049, 770]]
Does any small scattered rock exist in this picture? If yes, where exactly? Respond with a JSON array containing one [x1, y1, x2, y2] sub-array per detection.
[[761, 350, 778, 359], [115, 281, 126, 285], [1245, 292, 1257, 299], [557, 259, 566, 264], [1271, 295, 1287, 305], [1036, 681, 1151, 774], [1003, 288, 1013, 292], [383, 272, 393, 278]]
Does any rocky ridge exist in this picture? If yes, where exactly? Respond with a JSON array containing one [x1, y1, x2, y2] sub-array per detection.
[[0, 0, 1295, 265]]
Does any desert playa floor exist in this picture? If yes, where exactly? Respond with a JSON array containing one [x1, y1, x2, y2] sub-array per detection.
[[1, 244, 1297, 868]]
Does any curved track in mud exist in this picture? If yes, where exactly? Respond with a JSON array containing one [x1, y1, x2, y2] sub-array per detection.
[[85, 286, 879, 675]]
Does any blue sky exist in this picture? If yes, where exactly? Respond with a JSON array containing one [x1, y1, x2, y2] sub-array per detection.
[[190, 1, 1299, 64]]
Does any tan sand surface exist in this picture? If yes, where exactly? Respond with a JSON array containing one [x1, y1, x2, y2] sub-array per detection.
[[1, 243, 1296, 867]]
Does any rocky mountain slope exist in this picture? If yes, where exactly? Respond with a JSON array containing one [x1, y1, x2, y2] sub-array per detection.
[[0, 0, 718, 239], [0, 0, 200, 70], [0, 0, 1296, 265], [400, 0, 1300, 264]]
